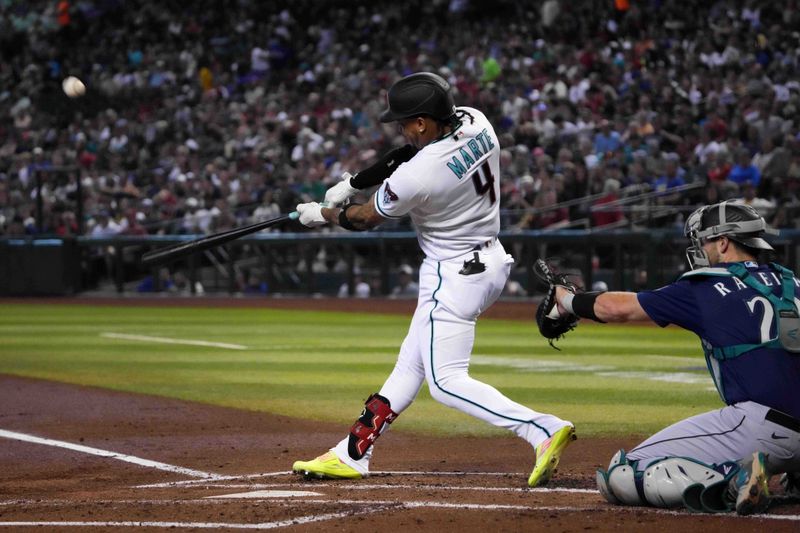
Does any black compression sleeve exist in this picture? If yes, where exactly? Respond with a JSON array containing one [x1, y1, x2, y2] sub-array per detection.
[[350, 144, 419, 189], [572, 291, 606, 323]]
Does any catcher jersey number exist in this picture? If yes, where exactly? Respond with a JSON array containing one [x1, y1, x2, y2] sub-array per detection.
[[471, 161, 497, 205], [746, 295, 800, 343]]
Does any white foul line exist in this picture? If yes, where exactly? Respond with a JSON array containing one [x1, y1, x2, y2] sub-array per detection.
[[0, 506, 387, 530], [100, 332, 248, 350], [0, 429, 222, 480]]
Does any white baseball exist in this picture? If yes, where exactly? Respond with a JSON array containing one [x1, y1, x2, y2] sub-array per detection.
[[62, 76, 86, 98]]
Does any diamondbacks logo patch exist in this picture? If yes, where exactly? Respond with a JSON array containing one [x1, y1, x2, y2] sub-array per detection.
[[383, 183, 398, 203]]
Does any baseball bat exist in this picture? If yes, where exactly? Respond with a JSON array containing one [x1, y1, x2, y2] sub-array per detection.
[[141, 211, 299, 267]]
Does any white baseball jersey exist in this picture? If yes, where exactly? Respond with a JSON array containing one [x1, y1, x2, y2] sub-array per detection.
[[374, 106, 500, 261]]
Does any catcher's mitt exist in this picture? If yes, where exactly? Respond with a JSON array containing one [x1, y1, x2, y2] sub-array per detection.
[[534, 259, 579, 349]]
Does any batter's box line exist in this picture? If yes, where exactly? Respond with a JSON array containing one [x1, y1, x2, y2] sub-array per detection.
[[134, 481, 598, 495], [134, 470, 547, 489]]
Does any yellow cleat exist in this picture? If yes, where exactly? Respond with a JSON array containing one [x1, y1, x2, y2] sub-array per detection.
[[292, 451, 363, 480], [733, 451, 770, 516], [528, 425, 576, 487]]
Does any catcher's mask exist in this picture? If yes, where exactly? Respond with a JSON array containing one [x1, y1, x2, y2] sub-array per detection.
[[684, 201, 777, 269]]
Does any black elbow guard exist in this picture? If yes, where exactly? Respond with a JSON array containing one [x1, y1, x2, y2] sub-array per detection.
[[350, 144, 419, 189]]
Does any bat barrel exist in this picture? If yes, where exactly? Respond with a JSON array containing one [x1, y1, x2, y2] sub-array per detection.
[[140, 212, 297, 267]]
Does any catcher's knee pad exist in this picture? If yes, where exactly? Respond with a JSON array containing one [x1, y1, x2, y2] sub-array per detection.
[[347, 393, 398, 461], [599, 450, 734, 509], [642, 457, 730, 508], [601, 449, 646, 506]]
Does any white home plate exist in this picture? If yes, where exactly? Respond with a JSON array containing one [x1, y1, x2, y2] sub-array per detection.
[[207, 490, 322, 499]]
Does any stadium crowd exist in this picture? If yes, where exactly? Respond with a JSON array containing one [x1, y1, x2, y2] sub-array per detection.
[[1, 0, 799, 240]]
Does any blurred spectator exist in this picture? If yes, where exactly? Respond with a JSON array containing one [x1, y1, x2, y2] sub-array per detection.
[[171, 271, 205, 295], [338, 274, 370, 298], [90, 211, 121, 237], [653, 155, 686, 193], [752, 135, 791, 192], [728, 149, 761, 188], [518, 185, 569, 230], [119, 209, 148, 236], [591, 179, 624, 228], [137, 268, 174, 292], [0, 0, 797, 251], [390, 264, 419, 299], [593, 120, 622, 155], [704, 151, 732, 184], [733, 182, 776, 220]]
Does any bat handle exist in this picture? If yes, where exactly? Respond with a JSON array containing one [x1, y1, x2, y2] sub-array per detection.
[[287, 201, 329, 222]]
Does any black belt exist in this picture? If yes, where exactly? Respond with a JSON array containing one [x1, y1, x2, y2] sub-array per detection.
[[766, 408, 800, 433]]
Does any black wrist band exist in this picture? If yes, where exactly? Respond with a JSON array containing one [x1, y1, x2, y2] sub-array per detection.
[[572, 291, 606, 323], [338, 204, 366, 232]]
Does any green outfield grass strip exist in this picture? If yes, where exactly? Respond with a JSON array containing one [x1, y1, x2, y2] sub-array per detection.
[[0, 302, 720, 437]]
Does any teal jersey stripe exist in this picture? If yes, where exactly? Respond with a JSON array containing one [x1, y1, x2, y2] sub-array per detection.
[[428, 261, 550, 438]]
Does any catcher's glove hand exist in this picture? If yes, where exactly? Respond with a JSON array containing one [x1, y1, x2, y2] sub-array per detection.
[[534, 259, 579, 349]]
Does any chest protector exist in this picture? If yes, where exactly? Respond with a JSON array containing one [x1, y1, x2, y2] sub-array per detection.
[[684, 263, 800, 359]]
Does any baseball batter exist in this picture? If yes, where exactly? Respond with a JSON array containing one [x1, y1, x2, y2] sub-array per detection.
[[292, 72, 575, 487], [549, 201, 800, 514]]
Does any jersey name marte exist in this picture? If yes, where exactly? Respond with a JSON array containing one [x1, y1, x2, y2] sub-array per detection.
[[375, 106, 501, 261]]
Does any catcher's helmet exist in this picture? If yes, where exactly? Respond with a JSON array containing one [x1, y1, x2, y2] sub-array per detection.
[[379, 72, 456, 123], [684, 201, 777, 268]]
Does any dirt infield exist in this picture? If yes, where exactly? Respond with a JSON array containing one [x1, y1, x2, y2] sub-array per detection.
[[1, 297, 798, 531], [1, 375, 797, 532]]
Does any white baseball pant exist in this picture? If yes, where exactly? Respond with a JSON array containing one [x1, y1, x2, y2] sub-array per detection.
[[333, 241, 572, 473]]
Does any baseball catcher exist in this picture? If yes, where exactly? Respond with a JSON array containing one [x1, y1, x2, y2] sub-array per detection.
[[546, 201, 800, 516]]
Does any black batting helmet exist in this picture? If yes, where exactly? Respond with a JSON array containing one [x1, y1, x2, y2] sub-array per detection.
[[684, 201, 777, 268], [379, 72, 456, 123]]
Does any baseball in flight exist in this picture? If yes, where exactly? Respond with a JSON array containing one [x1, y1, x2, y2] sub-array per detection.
[[62, 76, 86, 98]]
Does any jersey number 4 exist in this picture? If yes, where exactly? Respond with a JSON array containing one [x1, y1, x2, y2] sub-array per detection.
[[471, 162, 497, 205]]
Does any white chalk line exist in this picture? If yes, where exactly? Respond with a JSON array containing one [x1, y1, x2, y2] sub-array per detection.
[[0, 507, 385, 530], [100, 332, 248, 350], [1, 500, 797, 528], [206, 490, 323, 498], [136, 471, 293, 488], [0, 498, 590, 507], [471, 355, 711, 386], [0, 429, 222, 480], [135, 469, 535, 488], [193, 482, 597, 495]]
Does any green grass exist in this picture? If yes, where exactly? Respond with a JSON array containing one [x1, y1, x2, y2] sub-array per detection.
[[0, 303, 718, 437]]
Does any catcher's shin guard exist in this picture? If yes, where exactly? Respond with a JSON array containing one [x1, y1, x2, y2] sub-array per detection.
[[347, 393, 398, 460]]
